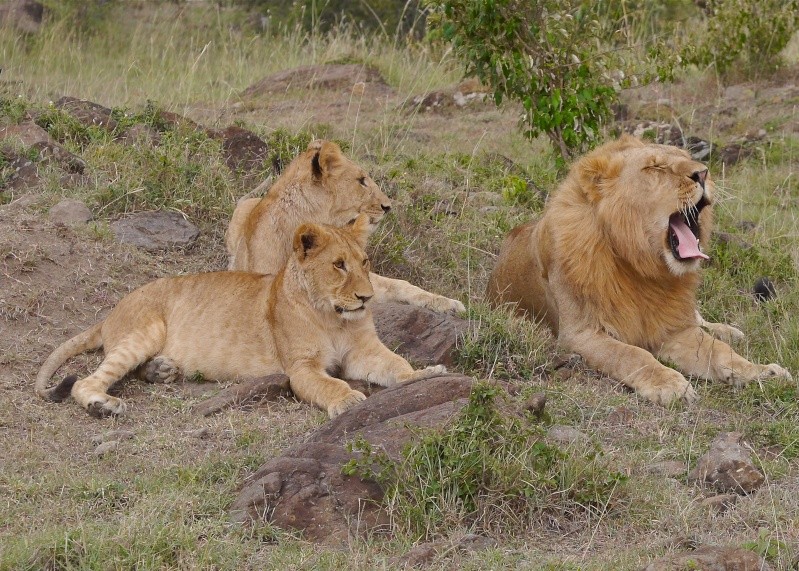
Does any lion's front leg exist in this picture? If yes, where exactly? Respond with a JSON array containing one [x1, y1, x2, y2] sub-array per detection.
[[695, 310, 745, 344], [287, 360, 366, 418], [658, 326, 792, 387], [341, 337, 447, 387], [370, 272, 465, 314], [561, 329, 698, 406]]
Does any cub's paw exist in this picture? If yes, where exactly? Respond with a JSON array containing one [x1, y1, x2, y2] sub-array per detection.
[[756, 364, 793, 382], [401, 364, 448, 383], [327, 390, 367, 418], [424, 295, 466, 314], [139, 356, 181, 384], [637, 369, 698, 407], [86, 395, 127, 418]]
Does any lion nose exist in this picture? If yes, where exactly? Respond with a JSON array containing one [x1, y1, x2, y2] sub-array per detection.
[[690, 169, 708, 189], [381, 203, 391, 213], [356, 293, 372, 303]]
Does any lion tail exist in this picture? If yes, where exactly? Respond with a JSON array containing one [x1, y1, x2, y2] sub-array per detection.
[[35, 322, 103, 402]]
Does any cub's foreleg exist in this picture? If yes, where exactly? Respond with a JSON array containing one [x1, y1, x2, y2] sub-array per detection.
[[286, 360, 367, 419], [658, 326, 792, 387], [341, 337, 447, 388], [369, 273, 465, 314]]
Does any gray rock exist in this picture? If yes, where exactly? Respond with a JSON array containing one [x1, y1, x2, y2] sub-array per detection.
[[547, 425, 589, 446], [93, 440, 119, 457], [243, 64, 389, 98], [0, 122, 55, 147], [91, 430, 134, 445], [111, 210, 199, 251], [49, 199, 93, 226], [688, 432, 765, 494], [641, 545, 771, 570], [372, 301, 468, 367]]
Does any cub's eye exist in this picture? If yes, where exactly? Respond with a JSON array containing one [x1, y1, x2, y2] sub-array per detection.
[[362, 258, 370, 269], [333, 259, 346, 270], [358, 176, 367, 187]]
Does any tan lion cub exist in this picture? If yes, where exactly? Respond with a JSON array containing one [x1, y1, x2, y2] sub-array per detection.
[[36, 215, 445, 418]]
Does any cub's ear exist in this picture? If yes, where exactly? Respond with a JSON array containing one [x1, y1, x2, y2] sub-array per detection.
[[347, 214, 371, 249], [294, 223, 330, 260], [312, 141, 343, 179], [576, 154, 622, 203]]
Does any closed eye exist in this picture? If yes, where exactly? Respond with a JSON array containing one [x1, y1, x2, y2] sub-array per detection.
[[334, 259, 346, 270], [358, 176, 367, 187]]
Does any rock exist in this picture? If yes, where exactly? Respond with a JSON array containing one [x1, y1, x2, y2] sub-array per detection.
[[719, 143, 753, 166], [93, 440, 120, 457], [0, 0, 43, 34], [701, 494, 738, 514], [91, 430, 134, 445], [242, 64, 389, 98], [0, 122, 55, 147], [111, 210, 199, 251], [194, 374, 291, 417], [688, 432, 765, 495], [54, 96, 117, 133], [0, 151, 40, 190], [48, 199, 93, 226], [188, 427, 210, 439], [220, 125, 269, 175], [623, 121, 684, 146], [647, 460, 687, 479], [372, 302, 468, 367], [117, 124, 162, 147], [547, 425, 589, 446], [33, 141, 86, 173], [641, 545, 772, 570], [230, 374, 481, 542], [0, 123, 86, 174], [523, 392, 547, 417], [753, 277, 776, 302], [390, 534, 496, 568]]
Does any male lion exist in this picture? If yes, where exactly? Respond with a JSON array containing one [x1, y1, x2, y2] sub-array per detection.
[[226, 139, 465, 314], [36, 216, 446, 418], [487, 135, 791, 405]]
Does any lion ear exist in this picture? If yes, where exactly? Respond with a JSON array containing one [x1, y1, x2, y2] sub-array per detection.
[[347, 214, 370, 249], [294, 223, 330, 260], [312, 141, 344, 180], [576, 154, 623, 203]]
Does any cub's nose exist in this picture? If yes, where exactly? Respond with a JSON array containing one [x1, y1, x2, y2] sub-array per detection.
[[690, 169, 708, 188]]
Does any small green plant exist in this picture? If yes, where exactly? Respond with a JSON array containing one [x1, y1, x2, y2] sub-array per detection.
[[742, 528, 788, 562], [343, 383, 627, 538]]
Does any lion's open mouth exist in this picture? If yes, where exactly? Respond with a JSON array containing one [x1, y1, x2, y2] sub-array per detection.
[[668, 195, 710, 261]]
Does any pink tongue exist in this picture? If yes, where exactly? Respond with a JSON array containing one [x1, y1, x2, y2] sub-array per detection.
[[670, 217, 709, 260]]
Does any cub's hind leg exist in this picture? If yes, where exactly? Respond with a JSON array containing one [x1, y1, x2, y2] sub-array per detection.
[[72, 321, 167, 417]]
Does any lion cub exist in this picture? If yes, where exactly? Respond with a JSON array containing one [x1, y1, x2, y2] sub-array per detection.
[[226, 139, 465, 314], [36, 215, 445, 418]]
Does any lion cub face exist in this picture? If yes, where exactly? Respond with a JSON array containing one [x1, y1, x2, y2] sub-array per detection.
[[579, 138, 714, 278], [313, 140, 392, 234], [293, 214, 374, 320]]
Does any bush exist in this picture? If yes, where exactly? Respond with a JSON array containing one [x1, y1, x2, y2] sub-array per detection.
[[683, 0, 799, 79], [425, 0, 681, 161]]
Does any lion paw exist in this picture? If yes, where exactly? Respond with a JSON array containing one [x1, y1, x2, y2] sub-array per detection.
[[139, 356, 181, 384], [327, 390, 367, 418], [709, 323, 745, 344], [637, 369, 698, 407], [757, 364, 793, 382], [86, 395, 127, 418], [401, 364, 448, 383], [424, 296, 466, 314]]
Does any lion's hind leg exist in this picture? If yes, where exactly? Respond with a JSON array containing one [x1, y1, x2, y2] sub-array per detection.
[[72, 322, 167, 418]]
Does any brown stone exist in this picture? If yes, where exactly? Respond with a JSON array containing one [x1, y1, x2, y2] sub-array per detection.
[[230, 374, 481, 542], [242, 64, 389, 98], [194, 374, 291, 417], [688, 432, 765, 495], [372, 301, 468, 367], [220, 125, 269, 175], [55, 97, 118, 132]]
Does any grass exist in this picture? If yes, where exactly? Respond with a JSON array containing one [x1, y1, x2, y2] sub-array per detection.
[[2, 2, 799, 570]]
